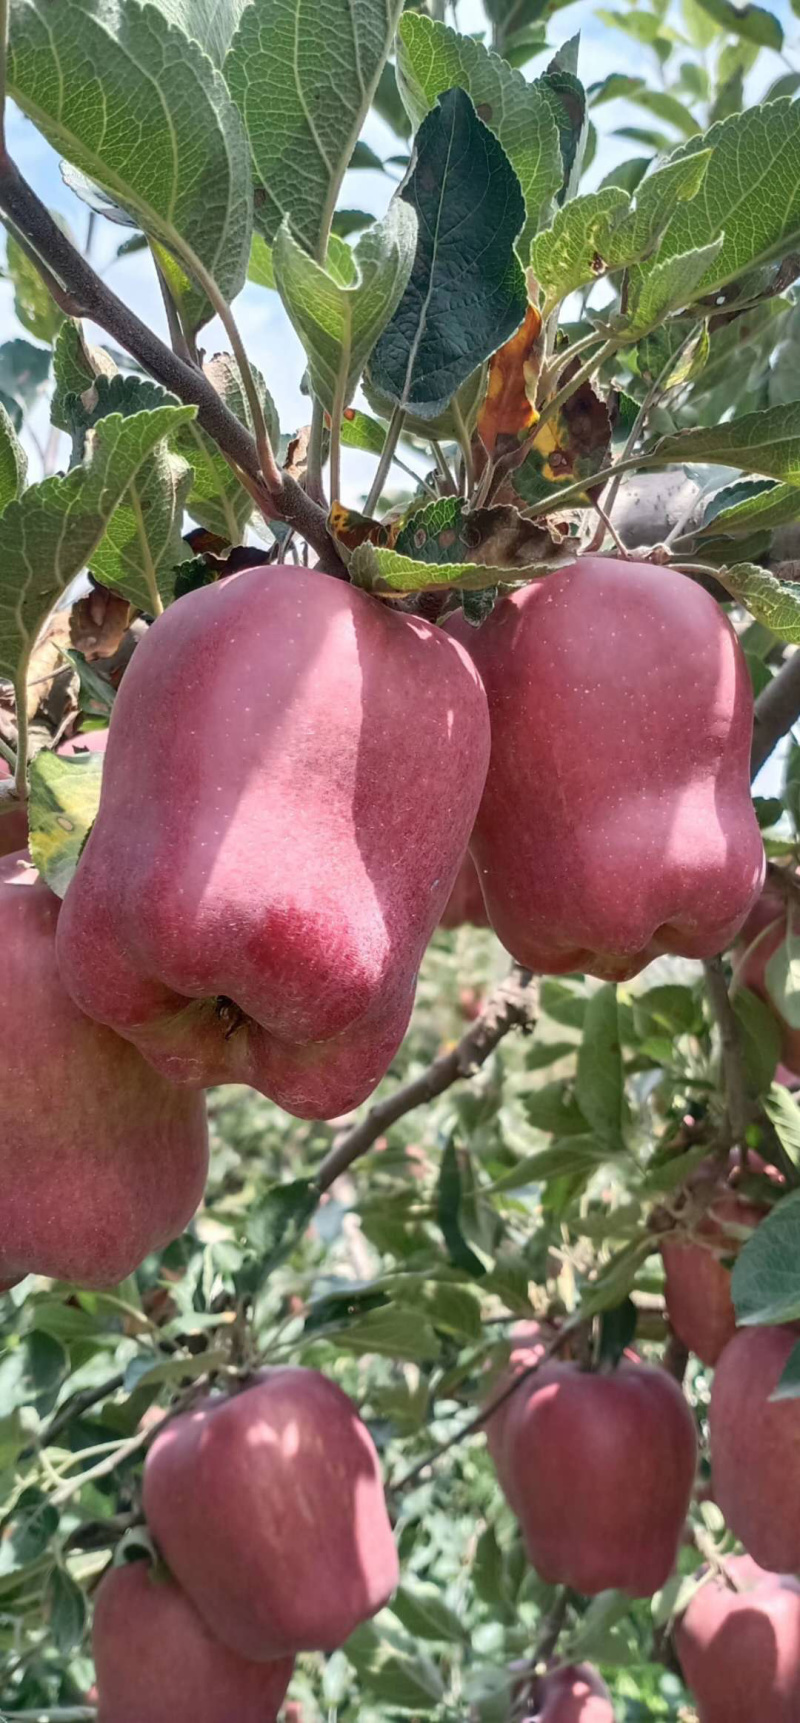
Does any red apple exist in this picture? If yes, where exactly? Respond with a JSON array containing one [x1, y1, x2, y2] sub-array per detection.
[[502, 1358, 697, 1595], [92, 1560, 294, 1723], [736, 874, 800, 1075], [675, 1555, 800, 1723], [661, 1190, 765, 1366], [142, 1366, 399, 1659], [484, 1320, 552, 1507], [710, 1324, 800, 1570], [0, 852, 208, 1287], [536, 1663, 615, 1721], [56, 564, 490, 1118], [439, 853, 491, 929], [446, 557, 764, 981]]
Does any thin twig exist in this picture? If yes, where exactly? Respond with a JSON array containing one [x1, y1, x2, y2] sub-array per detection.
[[50, 1429, 147, 1506], [751, 650, 800, 776], [364, 403, 405, 516], [0, 156, 344, 574], [703, 956, 750, 1150], [602, 325, 700, 528], [314, 965, 537, 1196], [451, 397, 474, 498]]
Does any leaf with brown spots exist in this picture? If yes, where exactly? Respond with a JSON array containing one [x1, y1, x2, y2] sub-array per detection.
[[510, 368, 613, 510], [328, 503, 401, 556]]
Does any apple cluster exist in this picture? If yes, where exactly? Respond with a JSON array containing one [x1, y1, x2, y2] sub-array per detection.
[[92, 1367, 398, 1721]]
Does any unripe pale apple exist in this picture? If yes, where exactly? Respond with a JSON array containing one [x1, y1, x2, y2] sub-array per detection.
[[501, 1359, 696, 1595], [56, 565, 490, 1118], [439, 852, 491, 929], [661, 1191, 765, 1366], [536, 1663, 615, 1722], [736, 874, 800, 1075], [0, 853, 208, 1287], [710, 1324, 800, 1570], [446, 557, 764, 981], [142, 1366, 399, 1659], [674, 1555, 800, 1723], [483, 1320, 552, 1508], [92, 1561, 294, 1723]]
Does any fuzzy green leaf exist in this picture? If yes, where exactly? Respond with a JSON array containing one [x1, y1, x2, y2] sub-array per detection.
[[656, 402, 800, 486], [0, 402, 27, 515], [705, 563, 800, 644], [174, 354, 278, 543], [623, 238, 723, 336], [226, 0, 401, 257], [4, 229, 64, 345], [28, 750, 104, 899]]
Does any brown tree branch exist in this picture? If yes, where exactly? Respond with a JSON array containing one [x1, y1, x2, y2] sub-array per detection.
[[314, 964, 537, 1195], [751, 649, 800, 777], [0, 153, 347, 577]]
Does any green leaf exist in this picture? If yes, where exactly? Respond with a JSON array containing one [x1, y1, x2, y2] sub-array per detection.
[[332, 1303, 441, 1362], [392, 1583, 470, 1644], [45, 1564, 87, 1655], [766, 925, 800, 1028], [657, 402, 800, 487], [694, 480, 800, 539], [226, 0, 401, 258], [605, 150, 711, 266], [622, 238, 723, 336], [51, 320, 117, 435], [629, 88, 701, 137], [576, 985, 626, 1147], [523, 1082, 589, 1136], [5, 228, 64, 344], [704, 563, 800, 642], [348, 1639, 445, 1709], [693, 0, 783, 47], [340, 409, 386, 455], [273, 204, 416, 420], [28, 749, 104, 899], [530, 187, 630, 304], [247, 233, 275, 291], [771, 1337, 800, 1401], [0, 401, 194, 687], [350, 540, 553, 596], [0, 401, 27, 514], [72, 376, 193, 614], [636, 101, 800, 303], [243, 1179, 320, 1284], [764, 1084, 800, 1167], [395, 13, 562, 253], [732, 1185, 800, 1324], [174, 354, 278, 543], [9, 0, 252, 307], [436, 1139, 486, 1277], [368, 88, 527, 420], [490, 1137, 608, 1190], [153, 0, 250, 66], [732, 987, 782, 1095], [0, 336, 50, 409]]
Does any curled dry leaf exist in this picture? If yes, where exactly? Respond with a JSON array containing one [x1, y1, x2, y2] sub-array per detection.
[[70, 583, 132, 662]]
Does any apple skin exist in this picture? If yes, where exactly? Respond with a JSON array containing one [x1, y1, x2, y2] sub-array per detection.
[[661, 1191, 765, 1366], [536, 1663, 615, 1722], [439, 853, 491, 929], [484, 1321, 552, 1509], [736, 875, 800, 1075], [92, 1561, 294, 1723], [502, 1359, 697, 1596], [675, 1555, 800, 1723], [56, 565, 490, 1118], [0, 729, 108, 859], [446, 557, 764, 981], [710, 1324, 800, 1571], [142, 1366, 399, 1660], [0, 852, 208, 1287]]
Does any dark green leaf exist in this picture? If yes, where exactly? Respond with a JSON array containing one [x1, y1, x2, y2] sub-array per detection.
[[242, 1179, 319, 1284], [45, 1564, 87, 1654], [392, 1583, 470, 1643], [523, 1082, 589, 1137], [693, 0, 783, 47], [576, 985, 626, 1146], [368, 88, 527, 420], [0, 337, 50, 409], [771, 1337, 800, 1400], [597, 1296, 638, 1366], [732, 988, 782, 1094], [437, 1139, 486, 1276]]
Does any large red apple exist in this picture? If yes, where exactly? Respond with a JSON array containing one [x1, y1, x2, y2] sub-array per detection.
[[675, 1555, 800, 1723], [0, 852, 208, 1287], [56, 565, 490, 1118], [92, 1560, 294, 1723], [661, 1190, 765, 1366], [446, 557, 764, 980], [142, 1366, 399, 1659], [710, 1323, 800, 1570], [439, 853, 491, 929], [501, 1358, 696, 1595], [736, 873, 800, 1075], [536, 1663, 615, 1721]]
